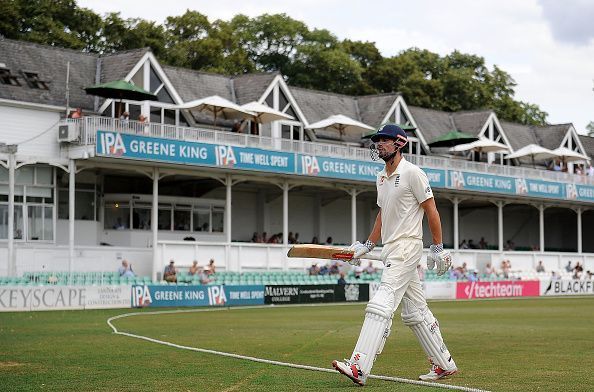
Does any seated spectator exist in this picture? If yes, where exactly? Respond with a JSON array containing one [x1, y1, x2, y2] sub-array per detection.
[[120, 111, 130, 126], [118, 259, 135, 277], [262, 232, 268, 243], [113, 217, 127, 230], [468, 239, 477, 249], [573, 262, 583, 279], [552, 159, 562, 172], [479, 237, 487, 249], [69, 108, 83, 119], [204, 259, 216, 276], [459, 239, 469, 249], [198, 269, 212, 285], [364, 261, 377, 274], [294, 232, 300, 244], [326, 236, 333, 245], [312, 236, 319, 244], [536, 260, 545, 273], [337, 272, 346, 286], [329, 261, 340, 275], [483, 263, 496, 277], [251, 232, 259, 243], [460, 262, 468, 276], [500, 259, 511, 279], [164, 260, 177, 283], [588, 164, 594, 177], [504, 240, 515, 251], [319, 263, 329, 275], [188, 260, 202, 276], [551, 271, 559, 281], [231, 119, 247, 133], [565, 261, 573, 272], [308, 263, 320, 275], [468, 271, 479, 282], [288, 232, 296, 244]]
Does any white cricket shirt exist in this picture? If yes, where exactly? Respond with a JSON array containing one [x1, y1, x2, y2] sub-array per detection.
[[376, 158, 433, 245]]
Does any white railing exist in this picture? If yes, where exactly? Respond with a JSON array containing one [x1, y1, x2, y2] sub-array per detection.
[[64, 116, 594, 186]]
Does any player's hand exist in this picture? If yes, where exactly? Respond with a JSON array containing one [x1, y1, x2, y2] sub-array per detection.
[[427, 244, 452, 276], [347, 240, 375, 265]]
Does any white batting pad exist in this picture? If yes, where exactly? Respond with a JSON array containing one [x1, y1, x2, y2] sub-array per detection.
[[400, 297, 456, 371], [350, 284, 395, 375]]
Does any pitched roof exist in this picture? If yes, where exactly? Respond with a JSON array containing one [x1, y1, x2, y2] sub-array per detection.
[[578, 134, 594, 158], [356, 93, 399, 128], [499, 121, 538, 151], [0, 38, 97, 110], [100, 48, 149, 83], [162, 65, 234, 102], [289, 86, 360, 124], [407, 106, 456, 143], [233, 73, 278, 104], [452, 110, 492, 136], [531, 124, 571, 150]]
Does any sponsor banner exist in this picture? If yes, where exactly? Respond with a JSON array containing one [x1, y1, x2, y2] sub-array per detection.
[[225, 285, 265, 306], [456, 280, 540, 300], [541, 279, 594, 296], [425, 168, 447, 188], [450, 171, 515, 195], [264, 284, 369, 304], [0, 285, 132, 312], [96, 131, 295, 174], [574, 184, 594, 202], [424, 281, 456, 300], [85, 285, 131, 309], [517, 178, 565, 199], [297, 155, 382, 181]]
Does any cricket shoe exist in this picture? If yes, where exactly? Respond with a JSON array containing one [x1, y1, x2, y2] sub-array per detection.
[[419, 358, 458, 381], [332, 359, 367, 386]]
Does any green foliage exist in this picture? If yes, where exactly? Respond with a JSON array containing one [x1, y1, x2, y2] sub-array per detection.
[[0, 1, 548, 125]]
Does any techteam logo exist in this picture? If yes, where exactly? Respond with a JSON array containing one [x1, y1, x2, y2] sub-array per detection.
[[131, 285, 152, 307], [215, 145, 237, 167], [301, 155, 320, 175], [99, 132, 126, 156]]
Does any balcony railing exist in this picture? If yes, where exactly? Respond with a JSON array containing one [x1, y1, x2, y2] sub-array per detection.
[[64, 116, 594, 186]]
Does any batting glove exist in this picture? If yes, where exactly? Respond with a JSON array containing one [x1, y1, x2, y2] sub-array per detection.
[[427, 243, 452, 276], [347, 240, 375, 266]]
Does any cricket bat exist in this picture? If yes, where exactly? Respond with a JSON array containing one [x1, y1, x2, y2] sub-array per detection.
[[287, 244, 383, 262]]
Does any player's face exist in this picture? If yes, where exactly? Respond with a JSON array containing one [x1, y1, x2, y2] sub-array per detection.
[[374, 137, 397, 158]]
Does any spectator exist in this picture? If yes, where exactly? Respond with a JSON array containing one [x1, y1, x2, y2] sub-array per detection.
[[294, 232, 300, 244], [113, 217, 127, 230], [312, 236, 319, 244], [329, 261, 340, 275], [565, 261, 573, 273], [163, 260, 177, 283], [364, 261, 377, 275], [188, 260, 202, 276], [573, 262, 583, 279], [484, 263, 496, 277], [552, 159, 562, 172], [308, 263, 320, 275], [354, 264, 364, 279], [120, 111, 130, 126], [288, 232, 296, 244], [500, 259, 511, 279], [337, 272, 346, 286], [69, 108, 83, 119], [479, 237, 487, 249], [118, 259, 135, 277], [504, 240, 515, 251], [205, 259, 216, 276], [326, 236, 333, 245], [138, 114, 149, 135], [468, 239, 477, 249], [550, 271, 560, 281], [588, 164, 594, 177], [586, 270, 593, 280], [231, 119, 247, 133], [536, 261, 545, 273], [459, 239, 469, 249], [251, 232, 259, 243], [262, 232, 268, 243], [468, 271, 479, 282]]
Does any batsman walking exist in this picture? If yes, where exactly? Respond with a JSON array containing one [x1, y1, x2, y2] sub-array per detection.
[[332, 124, 457, 386]]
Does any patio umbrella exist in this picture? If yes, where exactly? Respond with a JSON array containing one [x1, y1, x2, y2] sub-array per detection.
[[84, 80, 158, 117], [504, 144, 558, 168], [551, 147, 590, 163], [449, 138, 510, 154], [306, 114, 374, 137], [178, 95, 254, 125], [240, 101, 294, 124], [362, 124, 416, 139], [428, 130, 478, 148]]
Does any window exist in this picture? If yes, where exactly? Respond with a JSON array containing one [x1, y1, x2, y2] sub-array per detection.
[[0, 204, 7, 239], [132, 203, 151, 230], [173, 205, 191, 231], [58, 189, 95, 220], [21, 71, 49, 90], [193, 209, 209, 231], [0, 67, 21, 86], [212, 207, 224, 232], [158, 205, 171, 230], [104, 202, 130, 230]]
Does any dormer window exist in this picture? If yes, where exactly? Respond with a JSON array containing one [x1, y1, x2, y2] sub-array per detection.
[[0, 67, 21, 86], [21, 70, 50, 90]]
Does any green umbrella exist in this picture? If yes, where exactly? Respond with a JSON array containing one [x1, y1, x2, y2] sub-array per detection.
[[428, 130, 478, 148], [362, 123, 417, 139], [84, 80, 158, 116]]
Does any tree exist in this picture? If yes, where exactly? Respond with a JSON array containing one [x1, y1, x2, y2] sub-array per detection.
[[586, 121, 594, 137]]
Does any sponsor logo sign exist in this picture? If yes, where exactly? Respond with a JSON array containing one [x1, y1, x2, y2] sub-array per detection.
[[225, 285, 265, 306], [131, 284, 265, 308], [541, 279, 594, 296], [0, 285, 131, 312], [264, 284, 369, 304], [456, 280, 540, 300]]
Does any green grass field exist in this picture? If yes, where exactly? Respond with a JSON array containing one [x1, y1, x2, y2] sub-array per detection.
[[1, 297, 593, 391]]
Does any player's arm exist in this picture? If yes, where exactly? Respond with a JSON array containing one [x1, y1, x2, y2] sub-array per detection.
[[348, 209, 381, 262], [421, 198, 442, 245], [421, 197, 451, 276]]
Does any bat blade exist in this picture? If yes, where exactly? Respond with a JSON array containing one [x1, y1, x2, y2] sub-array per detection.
[[287, 244, 355, 261]]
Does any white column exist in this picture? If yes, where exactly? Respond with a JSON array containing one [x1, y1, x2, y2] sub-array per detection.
[[7, 154, 15, 276], [498, 202, 504, 252], [152, 168, 159, 282], [453, 197, 459, 250], [577, 208, 582, 253], [351, 189, 357, 243], [283, 181, 289, 245], [226, 174, 232, 244], [539, 205, 545, 252], [68, 160, 76, 276]]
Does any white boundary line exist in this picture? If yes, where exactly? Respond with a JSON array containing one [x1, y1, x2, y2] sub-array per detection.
[[107, 306, 490, 392]]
